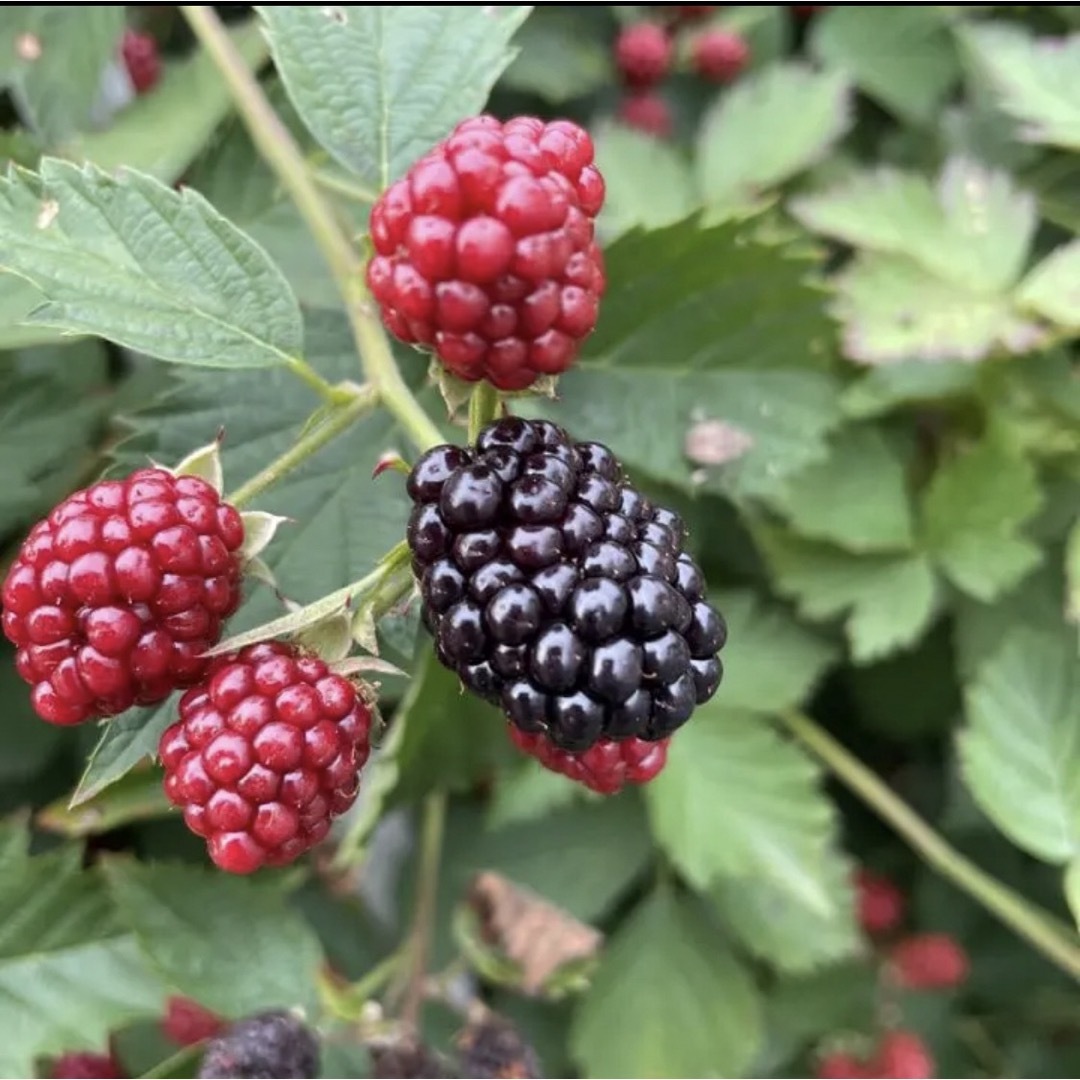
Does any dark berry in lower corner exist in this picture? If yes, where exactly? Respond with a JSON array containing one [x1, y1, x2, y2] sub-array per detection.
[[407, 418, 726, 751], [617, 93, 674, 139], [457, 1014, 542, 1079], [159, 641, 373, 874], [198, 1011, 319, 1079], [367, 115, 605, 391], [163, 995, 225, 1045], [511, 724, 668, 793], [120, 29, 161, 94], [691, 29, 750, 83], [371, 1041, 451, 1079], [51, 1052, 125, 1079], [1, 468, 245, 726]]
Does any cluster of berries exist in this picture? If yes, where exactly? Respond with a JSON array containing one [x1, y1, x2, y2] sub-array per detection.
[[614, 7, 750, 139], [814, 868, 971, 1079]]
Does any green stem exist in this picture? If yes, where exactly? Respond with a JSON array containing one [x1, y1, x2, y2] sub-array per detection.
[[779, 709, 1080, 980], [227, 386, 379, 508], [400, 790, 448, 1029], [467, 380, 502, 443], [312, 168, 380, 204], [180, 5, 443, 455], [283, 356, 354, 405]]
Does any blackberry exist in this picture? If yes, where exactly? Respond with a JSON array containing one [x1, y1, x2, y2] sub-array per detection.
[[197, 1011, 318, 1079], [457, 1015, 542, 1079], [406, 419, 726, 750]]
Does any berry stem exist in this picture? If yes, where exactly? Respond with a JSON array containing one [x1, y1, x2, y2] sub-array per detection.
[[311, 167, 379, 204], [779, 709, 1080, 980], [467, 381, 502, 443], [227, 385, 379, 508], [181, 5, 444, 455]]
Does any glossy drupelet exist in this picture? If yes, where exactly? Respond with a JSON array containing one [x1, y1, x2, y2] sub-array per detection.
[[406, 417, 726, 751]]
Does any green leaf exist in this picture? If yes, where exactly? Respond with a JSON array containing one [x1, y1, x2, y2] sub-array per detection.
[[570, 885, 762, 1080], [841, 361, 980, 420], [102, 860, 324, 1017], [715, 589, 835, 713], [72, 20, 270, 183], [646, 707, 840, 912], [1017, 239, 1080, 330], [1068, 519, 1080, 626], [0, 159, 304, 369], [833, 253, 1044, 365], [0, 836, 166, 1076], [0, 6, 125, 144], [592, 123, 696, 240], [39, 767, 171, 838], [960, 24, 1080, 151], [0, 645, 62, 781], [921, 433, 1044, 601], [1065, 859, 1080, 932], [712, 850, 859, 974], [809, 6, 958, 125], [756, 525, 939, 663], [960, 628, 1080, 863], [763, 424, 914, 552], [697, 63, 852, 214], [259, 5, 530, 190], [486, 758, 581, 830], [73, 702, 175, 807]]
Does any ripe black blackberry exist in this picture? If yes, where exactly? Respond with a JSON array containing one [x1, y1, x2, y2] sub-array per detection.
[[197, 1011, 318, 1079], [406, 418, 725, 751]]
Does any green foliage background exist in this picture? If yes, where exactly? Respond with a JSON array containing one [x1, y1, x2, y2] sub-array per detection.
[[0, 4, 1079, 1078]]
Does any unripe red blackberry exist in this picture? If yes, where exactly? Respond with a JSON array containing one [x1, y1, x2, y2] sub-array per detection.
[[51, 1053, 125, 1079], [617, 93, 674, 139], [367, 115, 605, 391], [407, 418, 726, 751], [614, 23, 673, 89], [854, 866, 905, 937], [120, 29, 161, 95], [872, 1031, 934, 1079], [887, 933, 969, 991], [2, 468, 244, 726], [163, 995, 225, 1046], [815, 1052, 869, 1080], [510, 725, 668, 794], [197, 1011, 318, 1079], [691, 29, 750, 83], [159, 641, 373, 874]]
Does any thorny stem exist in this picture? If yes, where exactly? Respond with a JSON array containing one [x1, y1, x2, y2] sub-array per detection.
[[227, 386, 379, 508], [181, 5, 443, 455], [779, 710, 1080, 981]]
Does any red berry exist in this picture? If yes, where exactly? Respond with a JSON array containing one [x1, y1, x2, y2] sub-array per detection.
[[793, 4, 826, 15], [887, 933, 969, 990], [2, 469, 245, 726], [872, 1031, 935, 1079], [509, 725, 669, 794], [120, 29, 161, 95], [617, 93, 674, 139], [691, 29, 750, 83], [614, 23, 673, 89], [854, 866, 905, 937], [162, 995, 225, 1046], [368, 116, 605, 391], [51, 1052, 125, 1079], [159, 641, 373, 873], [816, 1052, 871, 1080]]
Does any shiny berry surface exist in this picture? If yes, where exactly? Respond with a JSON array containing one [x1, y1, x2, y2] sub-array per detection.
[[159, 642, 372, 874], [2, 468, 244, 725], [367, 116, 606, 390], [407, 418, 726, 751]]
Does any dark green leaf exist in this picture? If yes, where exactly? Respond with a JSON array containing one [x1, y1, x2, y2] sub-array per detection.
[[39, 766, 171, 838]]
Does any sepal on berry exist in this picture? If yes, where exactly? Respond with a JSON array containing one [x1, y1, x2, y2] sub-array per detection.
[[238, 511, 290, 563], [295, 610, 354, 663], [170, 437, 225, 494]]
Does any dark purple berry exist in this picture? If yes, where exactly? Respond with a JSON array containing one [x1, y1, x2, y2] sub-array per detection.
[[530, 623, 585, 692], [547, 691, 605, 749], [569, 578, 628, 642], [407, 446, 472, 503], [440, 465, 503, 529], [486, 584, 542, 645], [642, 629, 691, 684], [588, 639, 643, 703]]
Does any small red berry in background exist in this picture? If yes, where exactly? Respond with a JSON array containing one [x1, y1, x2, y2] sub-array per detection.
[[162, 995, 225, 1046], [51, 1052, 125, 1079], [691, 29, 750, 83], [792, 4, 827, 15], [887, 932, 970, 990], [510, 727, 670, 794], [367, 115, 606, 391], [854, 866, 905, 937], [815, 1051, 870, 1079], [617, 93, 674, 139], [614, 23, 674, 89], [120, 29, 161, 95], [671, 5, 719, 22], [872, 1031, 935, 1079]]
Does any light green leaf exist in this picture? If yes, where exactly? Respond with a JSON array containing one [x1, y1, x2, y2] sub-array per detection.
[[756, 525, 939, 663], [571, 885, 762, 1080], [259, 5, 530, 190], [697, 63, 852, 214], [715, 589, 835, 713], [841, 361, 980, 419], [1067, 519, 1080, 626], [0, 274, 72, 349], [960, 24, 1080, 151], [0, 836, 166, 1076], [809, 6, 958, 124], [763, 424, 914, 552], [1017, 239, 1080, 330], [921, 432, 1044, 601], [712, 850, 859, 974], [0, 6, 125, 144], [72, 20, 270, 183], [1066, 859, 1080, 932], [486, 758, 581, 830], [0, 159, 303, 369], [646, 707, 840, 912], [593, 123, 696, 240], [102, 860, 324, 1018], [833, 253, 1044, 365], [960, 628, 1080, 862]]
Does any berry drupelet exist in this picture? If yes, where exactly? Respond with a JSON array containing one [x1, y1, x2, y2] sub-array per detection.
[[367, 115, 605, 391], [197, 1011, 319, 1079], [406, 417, 726, 752]]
